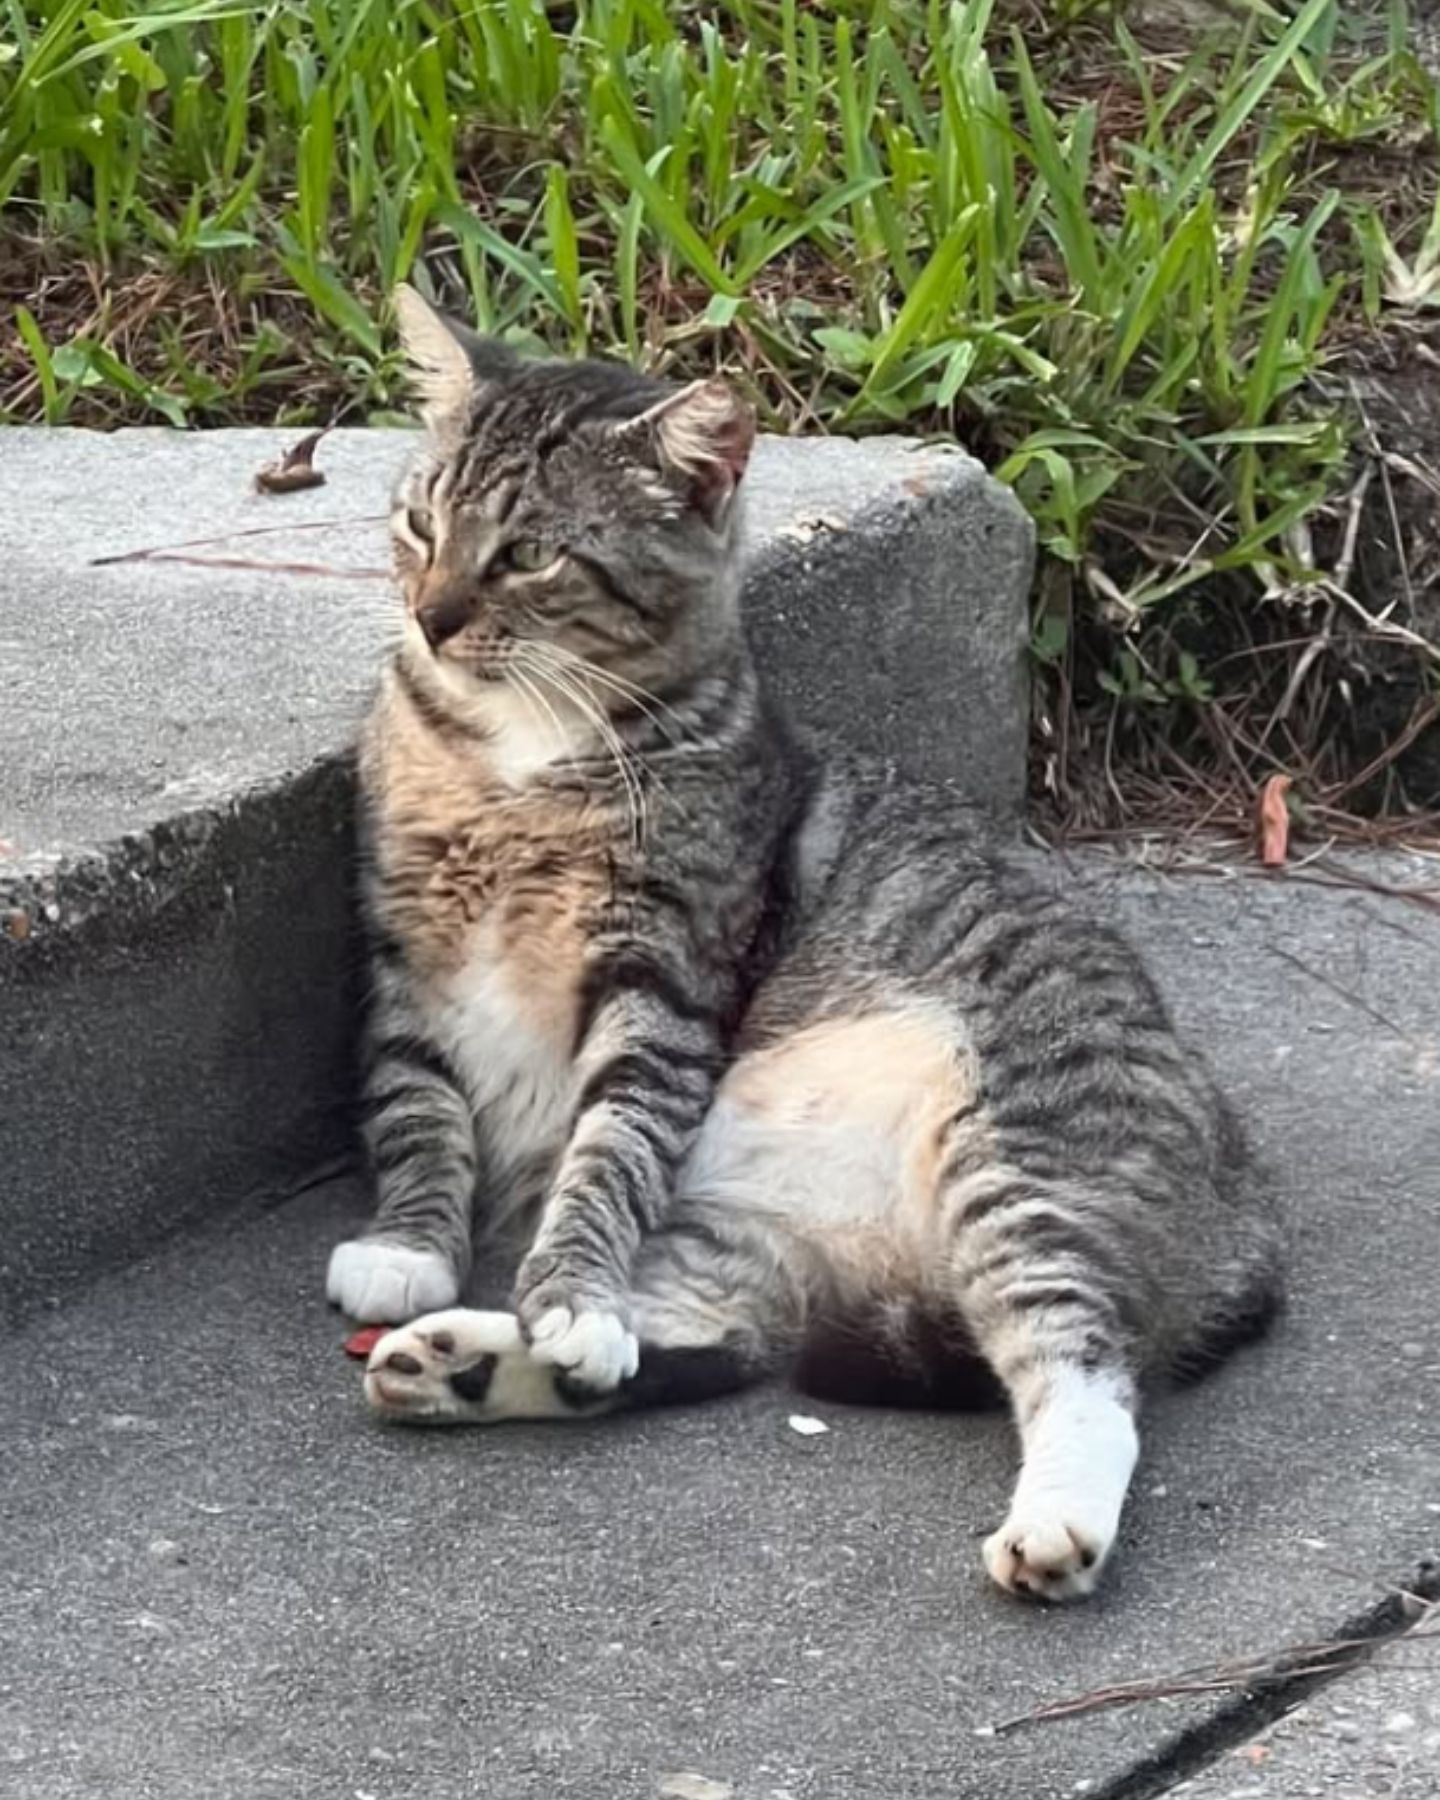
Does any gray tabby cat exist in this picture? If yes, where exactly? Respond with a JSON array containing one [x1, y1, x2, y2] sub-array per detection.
[[328, 284, 1282, 1601]]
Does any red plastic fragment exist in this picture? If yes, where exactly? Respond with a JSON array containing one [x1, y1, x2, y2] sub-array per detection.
[[343, 1326, 387, 1360], [1257, 774, 1293, 868]]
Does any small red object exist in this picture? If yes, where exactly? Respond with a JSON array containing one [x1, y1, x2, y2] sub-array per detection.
[[1257, 774, 1293, 867], [343, 1326, 387, 1360]]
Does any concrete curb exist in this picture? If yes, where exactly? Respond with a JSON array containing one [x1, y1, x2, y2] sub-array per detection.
[[0, 426, 1033, 1320]]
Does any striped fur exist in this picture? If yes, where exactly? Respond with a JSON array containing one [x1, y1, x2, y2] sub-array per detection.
[[334, 287, 1283, 1601]]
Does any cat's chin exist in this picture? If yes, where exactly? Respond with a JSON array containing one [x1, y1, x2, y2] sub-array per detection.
[[428, 650, 505, 684]]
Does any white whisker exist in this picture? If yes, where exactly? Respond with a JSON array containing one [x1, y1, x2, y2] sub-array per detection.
[[517, 649, 648, 849], [538, 643, 689, 745], [522, 642, 680, 823]]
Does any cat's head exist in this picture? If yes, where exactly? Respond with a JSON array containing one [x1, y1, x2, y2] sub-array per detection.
[[389, 283, 754, 699]]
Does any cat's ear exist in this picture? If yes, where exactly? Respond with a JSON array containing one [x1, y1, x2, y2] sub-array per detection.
[[392, 283, 515, 421], [623, 379, 755, 524]]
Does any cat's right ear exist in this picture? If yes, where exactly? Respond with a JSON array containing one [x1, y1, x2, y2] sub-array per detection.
[[392, 283, 515, 423], [619, 379, 756, 525]]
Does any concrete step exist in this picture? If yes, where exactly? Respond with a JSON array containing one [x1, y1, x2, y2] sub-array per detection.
[[2, 853, 1437, 1799], [0, 426, 1033, 1323]]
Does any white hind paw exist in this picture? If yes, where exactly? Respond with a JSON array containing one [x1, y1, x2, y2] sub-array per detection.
[[364, 1309, 607, 1425], [983, 1507, 1112, 1602], [327, 1240, 459, 1323]]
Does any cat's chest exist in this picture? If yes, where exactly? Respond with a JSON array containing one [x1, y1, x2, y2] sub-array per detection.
[[365, 682, 615, 977], [425, 919, 582, 1181], [383, 817, 602, 969], [379, 813, 615, 1171], [364, 702, 624, 1167]]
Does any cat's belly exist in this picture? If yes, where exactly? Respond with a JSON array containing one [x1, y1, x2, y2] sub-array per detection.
[[680, 1006, 973, 1232]]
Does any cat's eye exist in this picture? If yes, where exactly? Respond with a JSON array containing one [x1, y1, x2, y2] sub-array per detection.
[[405, 507, 433, 545], [501, 537, 558, 574]]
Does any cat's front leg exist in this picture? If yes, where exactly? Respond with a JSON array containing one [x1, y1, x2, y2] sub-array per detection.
[[513, 952, 726, 1393], [327, 983, 479, 1324]]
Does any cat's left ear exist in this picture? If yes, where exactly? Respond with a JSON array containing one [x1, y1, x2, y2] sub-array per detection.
[[623, 379, 755, 524], [393, 283, 515, 424]]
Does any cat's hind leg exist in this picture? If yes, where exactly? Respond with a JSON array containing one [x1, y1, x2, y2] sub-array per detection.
[[363, 1203, 795, 1426], [949, 1168, 1142, 1601], [365, 1309, 581, 1424], [980, 1353, 1138, 1601]]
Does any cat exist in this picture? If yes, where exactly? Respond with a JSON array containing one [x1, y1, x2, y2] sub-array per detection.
[[327, 283, 1283, 1601]]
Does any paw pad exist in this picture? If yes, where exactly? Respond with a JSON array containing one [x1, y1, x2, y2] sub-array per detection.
[[983, 1513, 1110, 1602]]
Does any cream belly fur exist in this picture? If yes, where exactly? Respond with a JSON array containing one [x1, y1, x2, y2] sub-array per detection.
[[410, 995, 976, 1252], [679, 1007, 974, 1257]]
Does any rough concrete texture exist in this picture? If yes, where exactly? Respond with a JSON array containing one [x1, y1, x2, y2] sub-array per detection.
[[3, 854, 1437, 1800], [1172, 1658, 1440, 1800], [0, 424, 1031, 1320], [0, 761, 360, 1330], [0, 425, 1030, 882]]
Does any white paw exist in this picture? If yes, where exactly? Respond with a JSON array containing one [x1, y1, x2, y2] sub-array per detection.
[[983, 1505, 1113, 1602], [527, 1304, 639, 1393], [327, 1240, 459, 1323], [364, 1309, 602, 1425]]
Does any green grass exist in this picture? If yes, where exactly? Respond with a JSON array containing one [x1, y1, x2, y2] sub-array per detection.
[[3, 0, 1439, 822]]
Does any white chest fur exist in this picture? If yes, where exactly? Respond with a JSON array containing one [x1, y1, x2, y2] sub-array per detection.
[[419, 640, 597, 788], [427, 927, 578, 1205]]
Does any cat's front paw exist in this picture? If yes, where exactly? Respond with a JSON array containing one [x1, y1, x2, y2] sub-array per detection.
[[982, 1506, 1112, 1603], [526, 1303, 639, 1392], [327, 1239, 460, 1323], [364, 1309, 608, 1424], [513, 1255, 639, 1394]]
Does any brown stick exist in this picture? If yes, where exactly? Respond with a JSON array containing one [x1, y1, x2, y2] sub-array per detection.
[[985, 1602, 1439, 1737], [90, 512, 387, 568], [97, 551, 391, 580]]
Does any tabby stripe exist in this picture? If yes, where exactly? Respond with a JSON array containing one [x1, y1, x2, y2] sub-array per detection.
[[577, 1045, 719, 1115], [367, 924, 408, 970], [947, 1173, 1037, 1228], [575, 949, 720, 1049], [362, 1078, 456, 1124], [393, 657, 488, 744], [364, 1032, 460, 1088], [1002, 1283, 1102, 1315], [568, 550, 664, 622], [369, 1116, 466, 1166]]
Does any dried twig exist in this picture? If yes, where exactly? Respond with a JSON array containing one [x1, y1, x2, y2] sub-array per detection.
[[96, 551, 390, 580], [1349, 378, 1418, 627], [1264, 943, 1418, 1044], [1325, 696, 1440, 805], [1273, 463, 1371, 726], [90, 513, 387, 568], [982, 1595, 1440, 1738], [1316, 573, 1439, 662], [254, 425, 333, 494]]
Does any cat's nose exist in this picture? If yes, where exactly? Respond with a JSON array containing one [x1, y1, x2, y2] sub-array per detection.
[[415, 582, 473, 648]]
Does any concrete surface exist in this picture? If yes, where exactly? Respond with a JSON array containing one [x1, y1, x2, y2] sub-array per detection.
[[0, 425, 1032, 1321], [3, 852, 1437, 1800], [0, 759, 360, 1329], [1172, 1656, 1440, 1800]]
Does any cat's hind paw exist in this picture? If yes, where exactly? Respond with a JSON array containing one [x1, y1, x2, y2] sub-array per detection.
[[327, 1239, 459, 1323], [364, 1309, 614, 1425], [983, 1507, 1111, 1603]]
